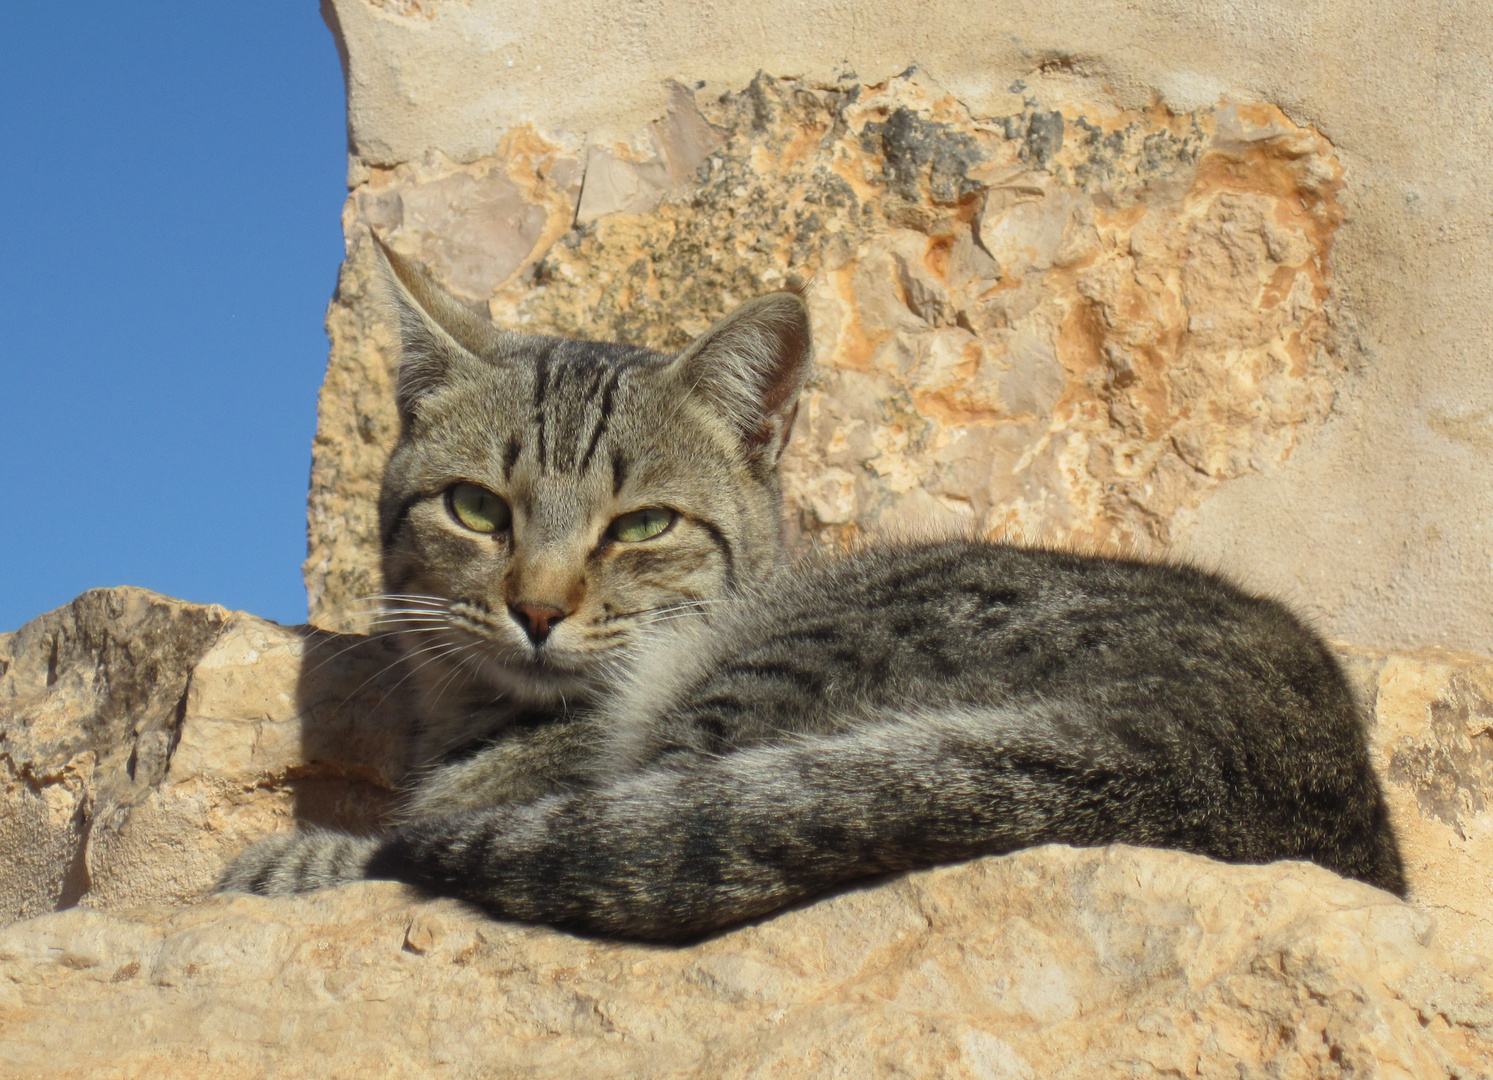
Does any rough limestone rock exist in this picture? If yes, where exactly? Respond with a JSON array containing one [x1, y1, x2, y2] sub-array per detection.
[[3, 849, 1492, 1079], [0, 588, 406, 925], [307, 71, 1349, 631], [2, 590, 1492, 1076]]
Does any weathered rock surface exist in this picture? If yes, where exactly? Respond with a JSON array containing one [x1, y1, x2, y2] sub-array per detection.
[[307, 71, 1349, 631], [2, 590, 1492, 1077], [3, 849, 1491, 1079], [0, 589, 406, 925]]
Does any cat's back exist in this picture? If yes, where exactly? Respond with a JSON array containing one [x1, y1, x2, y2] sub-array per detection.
[[614, 539, 1402, 893], [689, 538, 1349, 722]]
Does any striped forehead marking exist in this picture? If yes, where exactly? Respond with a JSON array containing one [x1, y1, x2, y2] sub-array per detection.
[[527, 342, 662, 475]]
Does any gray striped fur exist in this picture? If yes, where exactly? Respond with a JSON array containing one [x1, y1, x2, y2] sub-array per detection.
[[220, 243, 1403, 940]]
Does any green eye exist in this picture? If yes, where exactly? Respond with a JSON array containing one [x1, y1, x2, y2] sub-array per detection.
[[447, 483, 511, 534], [610, 507, 675, 543]]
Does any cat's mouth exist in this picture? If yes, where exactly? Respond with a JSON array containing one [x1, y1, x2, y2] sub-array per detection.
[[386, 600, 652, 706], [415, 608, 609, 699], [508, 642, 588, 676]]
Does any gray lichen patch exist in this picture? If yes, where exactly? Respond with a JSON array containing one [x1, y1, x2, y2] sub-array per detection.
[[1389, 675, 1493, 838], [861, 106, 990, 203]]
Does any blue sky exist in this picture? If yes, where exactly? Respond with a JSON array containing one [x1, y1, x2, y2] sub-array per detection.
[[1, 1, 347, 631]]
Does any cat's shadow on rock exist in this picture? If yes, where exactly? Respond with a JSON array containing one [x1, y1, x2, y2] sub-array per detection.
[[286, 624, 414, 836]]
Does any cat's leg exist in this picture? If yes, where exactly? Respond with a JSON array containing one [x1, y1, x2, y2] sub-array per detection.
[[373, 708, 1157, 939], [219, 718, 604, 892], [218, 828, 381, 895], [221, 703, 1401, 937], [222, 705, 1175, 936], [402, 717, 606, 816]]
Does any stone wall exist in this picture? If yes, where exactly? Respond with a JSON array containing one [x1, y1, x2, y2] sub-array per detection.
[[0, 589, 406, 926], [7, 854, 1492, 1077], [308, 0, 1493, 656]]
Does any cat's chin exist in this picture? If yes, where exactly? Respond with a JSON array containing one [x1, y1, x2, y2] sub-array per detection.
[[466, 649, 601, 709]]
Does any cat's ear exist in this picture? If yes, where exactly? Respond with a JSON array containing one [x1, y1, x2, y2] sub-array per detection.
[[673, 290, 812, 471], [372, 235, 505, 420]]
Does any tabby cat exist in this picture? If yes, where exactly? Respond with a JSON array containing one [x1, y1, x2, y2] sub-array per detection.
[[220, 240, 1405, 940]]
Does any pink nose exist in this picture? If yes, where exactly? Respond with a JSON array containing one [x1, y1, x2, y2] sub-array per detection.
[[511, 602, 567, 644]]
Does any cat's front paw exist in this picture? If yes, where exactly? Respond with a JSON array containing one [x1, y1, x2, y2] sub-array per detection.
[[218, 828, 380, 896]]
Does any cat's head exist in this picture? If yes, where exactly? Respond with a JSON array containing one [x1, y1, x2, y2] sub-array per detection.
[[372, 238, 810, 716]]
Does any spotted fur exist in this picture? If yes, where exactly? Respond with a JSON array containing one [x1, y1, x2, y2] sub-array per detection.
[[220, 240, 1404, 940]]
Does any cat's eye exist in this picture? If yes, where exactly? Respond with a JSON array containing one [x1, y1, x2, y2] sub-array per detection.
[[447, 483, 511, 534], [609, 507, 675, 543]]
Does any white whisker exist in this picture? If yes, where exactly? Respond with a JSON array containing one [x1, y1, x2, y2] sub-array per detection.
[[371, 638, 471, 713], [298, 628, 407, 681], [313, 592, 452, 630], [425, 642, 483, 712], [336, 636, 456, 709]]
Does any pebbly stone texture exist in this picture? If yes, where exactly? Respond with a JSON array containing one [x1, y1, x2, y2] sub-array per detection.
[[0, 589, 231, 923], [306, 72, 1349, 630], [1, 849, 1490, 1079]]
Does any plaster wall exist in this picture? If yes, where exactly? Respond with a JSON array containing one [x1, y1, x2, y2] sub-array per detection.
[[316, 0, 1493, 653]]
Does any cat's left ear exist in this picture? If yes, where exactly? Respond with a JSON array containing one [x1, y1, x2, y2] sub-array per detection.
[[371, 234, 507, 424], [673, 290, 812, 472]]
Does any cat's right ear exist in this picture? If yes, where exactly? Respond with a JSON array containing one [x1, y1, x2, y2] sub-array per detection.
[[372, 235, 504, 421]]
